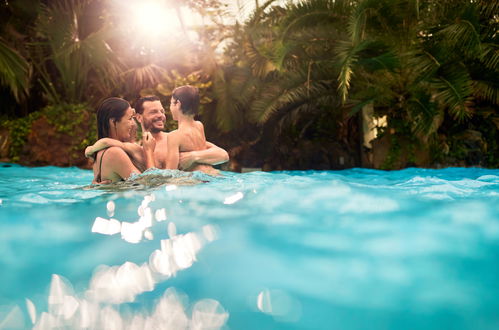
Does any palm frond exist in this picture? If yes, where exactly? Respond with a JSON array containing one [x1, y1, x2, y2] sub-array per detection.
[[212, 65, 259, 132], [407, 91, 441, 138], [246, 0, 280, 27], [335, 40, 374, 103], [0, 38, 30, 102], [249, 73, 333, 124], [432, 67, 474, 121], [472, 80, 499, 105], [436, 19, 482, 59], [123, 64, 167, 92], [407, 49, 441, 83], [478, 0, 499, 19], [480, 43, 499, 71], [241, 34, 277, 78], [33, 0, 122, 103], [280, 0, 347, 41]]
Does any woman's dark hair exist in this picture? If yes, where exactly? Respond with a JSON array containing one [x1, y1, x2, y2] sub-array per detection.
[[172, 85, 199, 115], [96, 97, 130, 139]]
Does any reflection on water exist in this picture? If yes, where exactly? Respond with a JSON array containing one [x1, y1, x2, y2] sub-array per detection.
[[1, 165, 499, 329], [86, 170, 213, 191], [2, 193, 228, 329]]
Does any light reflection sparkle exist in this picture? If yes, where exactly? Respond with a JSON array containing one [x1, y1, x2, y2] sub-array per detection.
[[26, 192, 226, 329], [224, 192, 244, 205]]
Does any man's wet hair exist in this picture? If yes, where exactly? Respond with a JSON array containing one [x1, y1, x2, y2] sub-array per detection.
[[172, 85, 200, 116], [96, 97, 130, 139], [134, 95, 160, 115]]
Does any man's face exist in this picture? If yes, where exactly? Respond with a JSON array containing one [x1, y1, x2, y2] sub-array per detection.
[[140, 100, 166, 133]]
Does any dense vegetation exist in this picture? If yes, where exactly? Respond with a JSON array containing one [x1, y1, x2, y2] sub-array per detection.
[[0, 0, 497, 170]]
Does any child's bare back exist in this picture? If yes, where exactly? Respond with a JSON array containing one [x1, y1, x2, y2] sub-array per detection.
[[165, 86, 220, 175], [177, 121, 217, 174]]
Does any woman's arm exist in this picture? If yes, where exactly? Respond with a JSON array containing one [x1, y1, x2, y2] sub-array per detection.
[[178, 141, 229, 170]]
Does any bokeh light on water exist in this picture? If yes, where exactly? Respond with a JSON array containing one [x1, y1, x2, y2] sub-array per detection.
[[1, 164, 499, 329]]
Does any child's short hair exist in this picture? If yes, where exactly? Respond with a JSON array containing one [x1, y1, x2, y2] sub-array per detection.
[[172, 85, 200, 115]]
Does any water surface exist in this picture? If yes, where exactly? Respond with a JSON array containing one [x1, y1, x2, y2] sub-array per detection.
[[1, 164, 498, 329]]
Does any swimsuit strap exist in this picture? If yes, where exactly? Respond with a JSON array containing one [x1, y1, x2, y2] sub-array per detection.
[[96, 148, 109, 183]]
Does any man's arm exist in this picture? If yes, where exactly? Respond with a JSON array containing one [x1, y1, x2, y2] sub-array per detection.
[[179, 141, 229, 170], [165, 132, 180, 169]]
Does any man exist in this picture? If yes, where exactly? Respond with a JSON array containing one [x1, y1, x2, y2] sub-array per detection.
[[134, 95, 228, 170]]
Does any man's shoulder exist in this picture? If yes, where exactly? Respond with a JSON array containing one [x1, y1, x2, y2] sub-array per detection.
[[167, 130, 181, 139]]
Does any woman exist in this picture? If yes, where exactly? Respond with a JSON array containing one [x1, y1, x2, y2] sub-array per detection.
[[91, 97, 155, 183]]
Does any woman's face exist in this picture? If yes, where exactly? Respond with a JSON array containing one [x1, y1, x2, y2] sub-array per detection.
[[112, 107, 136, 142]]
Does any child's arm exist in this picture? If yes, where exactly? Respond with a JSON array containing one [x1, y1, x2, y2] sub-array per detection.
[[165, 132, 181, 169], [178, 141, 229, 170]]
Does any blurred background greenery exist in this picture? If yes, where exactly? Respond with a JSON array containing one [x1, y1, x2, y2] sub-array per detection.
[[0, 0, 497, 170]]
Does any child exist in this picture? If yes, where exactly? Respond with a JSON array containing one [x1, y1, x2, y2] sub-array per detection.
[[165, 85, 220, 175]]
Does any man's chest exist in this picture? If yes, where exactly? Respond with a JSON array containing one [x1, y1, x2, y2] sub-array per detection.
[[154, 140, 168, 169]]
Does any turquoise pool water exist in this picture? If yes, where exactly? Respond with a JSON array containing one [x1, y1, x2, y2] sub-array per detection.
[[1, 164, 499, 329]]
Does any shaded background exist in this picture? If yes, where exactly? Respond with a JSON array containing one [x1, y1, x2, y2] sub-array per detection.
[[0, 0, 497, 171]]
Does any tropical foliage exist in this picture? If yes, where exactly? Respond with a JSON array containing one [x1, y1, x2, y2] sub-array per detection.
[[0, 0, 497, 169]]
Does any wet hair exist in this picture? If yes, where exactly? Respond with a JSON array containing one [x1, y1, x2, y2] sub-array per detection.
[[134, 95, 160, 115], [172, 85, 200, 115], [96, 97, 130, 139]]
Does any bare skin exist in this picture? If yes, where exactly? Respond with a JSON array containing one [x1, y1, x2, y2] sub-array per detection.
[[86, 100, 228, 172], [90, 107, 156, 183], [165, 97, 220, 175], [136, 100, 170, 168]]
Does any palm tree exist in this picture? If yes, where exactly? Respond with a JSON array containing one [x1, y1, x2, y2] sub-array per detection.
[[332, 0, 499, 166], [0, 38, 30, 103], [0, 1, 35, 106], [30, 0, 122, 105], [204, 0, 362, 169]]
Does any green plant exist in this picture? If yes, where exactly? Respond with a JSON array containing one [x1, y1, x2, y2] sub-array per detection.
[[1, 112, 41, 161], [30, 0, 122, 105], [41, 103, 97, 153]]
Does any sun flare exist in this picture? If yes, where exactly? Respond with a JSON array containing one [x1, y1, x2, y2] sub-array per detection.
[[133, 1, 180, 38]]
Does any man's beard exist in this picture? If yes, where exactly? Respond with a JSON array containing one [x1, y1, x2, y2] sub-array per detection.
[[144, 120, 164, 133]]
